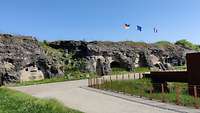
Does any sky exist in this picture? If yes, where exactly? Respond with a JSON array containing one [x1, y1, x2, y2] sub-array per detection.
[[0, 0, 200, 43]]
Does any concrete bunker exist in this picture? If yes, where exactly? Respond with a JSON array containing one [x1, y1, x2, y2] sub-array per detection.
[[20, 64, 44, 82]]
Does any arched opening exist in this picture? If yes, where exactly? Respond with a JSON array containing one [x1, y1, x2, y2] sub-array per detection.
[[110, 61, 128, 72], [110, 61, 122, 68]]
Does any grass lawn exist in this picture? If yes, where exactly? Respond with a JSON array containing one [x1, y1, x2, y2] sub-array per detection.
[[111, 67, 150, 75], [0, 87, 83, 113], [100, 79, 200, 107], [11, 77, 75, 87]]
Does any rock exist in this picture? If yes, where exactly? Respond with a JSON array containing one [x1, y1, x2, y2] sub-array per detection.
[[49, 41, 195, 74], [0, 34, 63, 84], [0, 33, 196, 84]]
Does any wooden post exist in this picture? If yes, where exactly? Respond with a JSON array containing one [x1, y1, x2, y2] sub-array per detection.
[[194, 85, 199, 109], [94, 78, 96, 88], [116, 75, 118, 81], [91, 78, 93, 88], [110, 75, 112, 82], [102, 78, 104, 90], [97, 78, 100, 89], [161, 84, 165, 102], [122, 74, 124, 80], [134, 73, 135, 79], [110, 79, 112, 91], [175, 85, 180, 105], [139, 73, 142, 79], [128, 73, 130, 80], [149, 87, 153, 100]]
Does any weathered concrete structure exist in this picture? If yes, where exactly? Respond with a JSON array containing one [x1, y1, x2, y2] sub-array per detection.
[[49, 41, 194, 75]]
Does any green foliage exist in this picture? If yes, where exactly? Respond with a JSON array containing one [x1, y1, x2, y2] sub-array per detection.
[[154, 41, 173, 48], [111, 67, 150, 75], [133, 67, 150, 73], [174, 65, 187, 70], [111, 68, 129, 75], [100, 79, 200, 107], [13, 77, 68, 86], [0, 88, 83, 113], [43, 40, 48, 45], [175, 39, 200, 51], [39, 42, 92, 80], [123, 41, 148, 47]]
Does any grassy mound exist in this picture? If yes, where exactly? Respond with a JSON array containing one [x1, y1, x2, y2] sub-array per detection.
[[0, 88, 83, 113]]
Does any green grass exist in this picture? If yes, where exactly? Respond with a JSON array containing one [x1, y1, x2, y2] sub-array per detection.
[[0, 87, 83, 113], [11, 77, 69, 86], [111, 67, 150, 75], [133, 67, 150, 73], [111, 68, 130, 75], [154, 41, 173, 48], [174, 65, 187, 70], [100, 79, 200, 107]]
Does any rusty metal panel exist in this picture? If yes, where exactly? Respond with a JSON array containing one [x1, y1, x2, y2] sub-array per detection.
[[150, 71, 188, 83], [186, 53, 200, 85]]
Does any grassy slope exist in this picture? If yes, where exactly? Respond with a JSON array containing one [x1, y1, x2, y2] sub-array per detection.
[[100, 79, 200, 107], [0, 88, 83, 113]]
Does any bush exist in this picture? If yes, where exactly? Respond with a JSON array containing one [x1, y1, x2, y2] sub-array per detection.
[[175, 39, 200, 51]]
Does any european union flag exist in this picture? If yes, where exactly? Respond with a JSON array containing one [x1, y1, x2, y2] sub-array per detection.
[[137, 25, 142, 32]]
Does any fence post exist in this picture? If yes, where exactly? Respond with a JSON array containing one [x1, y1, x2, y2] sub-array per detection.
[[97, 78, 99, 89], [161, 84, 165, 102], [116, 75, 118, 81], [94, 77, 97, 88], [101, 78, 104, 89], [175, 85, 180, 105], [149, 87, 153, 100], [110, 75, 112, 82], [122, 74, 124, 80], [134, 73, 135, 79], [194, 85, 199, 109], [128, 73, 130, 80], [139, 73, 142, 79], [91, 78, 93, 88]]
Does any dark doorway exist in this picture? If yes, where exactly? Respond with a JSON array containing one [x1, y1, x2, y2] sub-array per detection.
[[110, 61, 122, 68]]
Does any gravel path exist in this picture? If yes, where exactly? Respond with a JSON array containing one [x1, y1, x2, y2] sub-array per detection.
[[11, 80, 199, 113]]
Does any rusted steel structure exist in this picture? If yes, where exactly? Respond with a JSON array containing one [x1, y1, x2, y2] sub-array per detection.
[[149, 53, 200, 97]]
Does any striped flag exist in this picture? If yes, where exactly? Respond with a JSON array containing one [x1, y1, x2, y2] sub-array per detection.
[[123, 24, 130, 30]]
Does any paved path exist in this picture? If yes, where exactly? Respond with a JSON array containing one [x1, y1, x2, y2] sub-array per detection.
[[11, 80, 200, 113]]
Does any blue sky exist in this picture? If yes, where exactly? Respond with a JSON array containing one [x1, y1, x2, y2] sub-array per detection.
[[0, 0, 200, 43]]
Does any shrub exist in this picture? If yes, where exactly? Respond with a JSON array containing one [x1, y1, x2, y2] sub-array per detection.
[[175, 39, 200, 51]]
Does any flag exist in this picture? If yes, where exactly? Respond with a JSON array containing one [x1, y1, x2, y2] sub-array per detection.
[[123, 24, 130, 30], [136, 25, 142, 32], [154, 27, 158, 33]]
